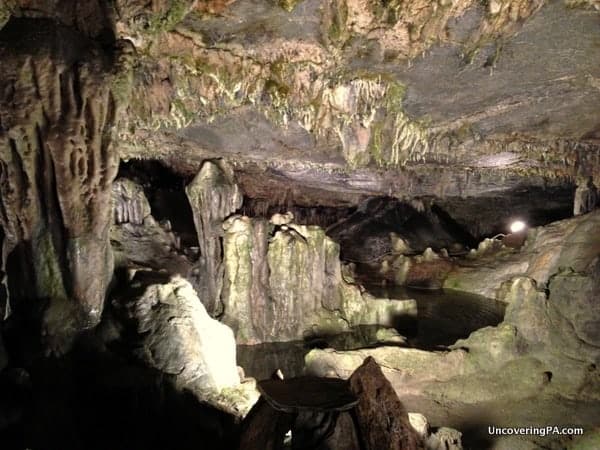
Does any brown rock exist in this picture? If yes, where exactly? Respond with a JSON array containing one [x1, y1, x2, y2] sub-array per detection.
[[0, 19, 132, 352], [238, 397, 293, 450], [348, 357, 422, 450]]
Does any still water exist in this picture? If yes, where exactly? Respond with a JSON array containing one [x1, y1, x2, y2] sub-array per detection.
[[237, 287, 506, 380]]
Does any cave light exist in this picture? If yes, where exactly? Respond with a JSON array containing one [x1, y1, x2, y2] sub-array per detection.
[[510, 220, 527, 234]]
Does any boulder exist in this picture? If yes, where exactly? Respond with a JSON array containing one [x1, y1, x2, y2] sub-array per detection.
[[116, 272, 240, 392]]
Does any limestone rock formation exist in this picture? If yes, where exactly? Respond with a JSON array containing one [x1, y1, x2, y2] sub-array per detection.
[[114, 272, 240, 392], [444, 210, 600, 299], [110, 177, 192, 276], [113, 178, 152, 225], [1, 0, 600, 448], [348, 356, 422, 450], [108, 0, 600, 220], [186, 160, 243, 315], [0, 18, 133, 352], [221, 215, 417, 343], [305, 215, 600, 435], [574, 176, 598, 216]]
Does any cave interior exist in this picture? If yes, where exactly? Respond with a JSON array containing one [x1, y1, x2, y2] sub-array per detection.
[[0, 1, 599, 449]]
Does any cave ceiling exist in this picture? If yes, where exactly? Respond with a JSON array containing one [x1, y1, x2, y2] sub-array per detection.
[[2, 0, 600, 207]]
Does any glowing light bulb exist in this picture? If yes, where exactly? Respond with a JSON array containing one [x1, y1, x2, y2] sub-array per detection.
[[510, 220, 526, 234]]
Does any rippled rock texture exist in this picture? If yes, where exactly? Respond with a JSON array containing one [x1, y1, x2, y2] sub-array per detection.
[[186, 160, 243, 315], [221, 214, 416, 343], [0, 17, 132, 352]]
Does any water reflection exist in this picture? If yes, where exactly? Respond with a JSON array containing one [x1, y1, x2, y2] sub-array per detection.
[[237, 288, 506, 380], [366, 286, 506, 350]]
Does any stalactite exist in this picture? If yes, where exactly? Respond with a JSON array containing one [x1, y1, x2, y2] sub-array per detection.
[[0, 19, 133, 351]]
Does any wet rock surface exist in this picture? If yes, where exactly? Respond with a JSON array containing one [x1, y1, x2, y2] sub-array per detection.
[[306, 212, 600, 447], [221, 214, 418, 343], [1, 1, 600, 449]]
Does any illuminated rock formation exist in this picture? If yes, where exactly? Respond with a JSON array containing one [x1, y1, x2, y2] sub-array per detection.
[[0, 18, 132, 351]]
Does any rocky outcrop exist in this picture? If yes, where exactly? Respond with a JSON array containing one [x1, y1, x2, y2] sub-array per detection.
[[221, 215, 417, 344], [110, 177, 192, 276], [113, 272, 240, 392], [186, 160, 243, 315], [0, 331, 7, 373], [443, 210, 600, 299], [349, 357, 422, 450], [305, 215, 600, 433], [0, 18, 133, 352]]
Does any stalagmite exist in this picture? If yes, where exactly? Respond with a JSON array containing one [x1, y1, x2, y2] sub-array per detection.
[[573, 175, 598, 216], [186, 160, 243, 315]]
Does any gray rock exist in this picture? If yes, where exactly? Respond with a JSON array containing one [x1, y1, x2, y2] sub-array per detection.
[[119, 272, 240, 391], [426, 427, 462, 450]]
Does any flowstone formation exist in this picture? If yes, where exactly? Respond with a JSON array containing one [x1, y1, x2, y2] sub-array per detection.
[[0, 18, 132, 351], [221, 214, 417, 344], [186, 160, 243, 315], [113, 0, 600, 213]]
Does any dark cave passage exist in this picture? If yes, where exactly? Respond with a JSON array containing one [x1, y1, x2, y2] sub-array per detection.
[[117, 160, 199, 248]]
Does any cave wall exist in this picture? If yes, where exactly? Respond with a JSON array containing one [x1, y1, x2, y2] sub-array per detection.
[[0, 17, 132, 350]]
